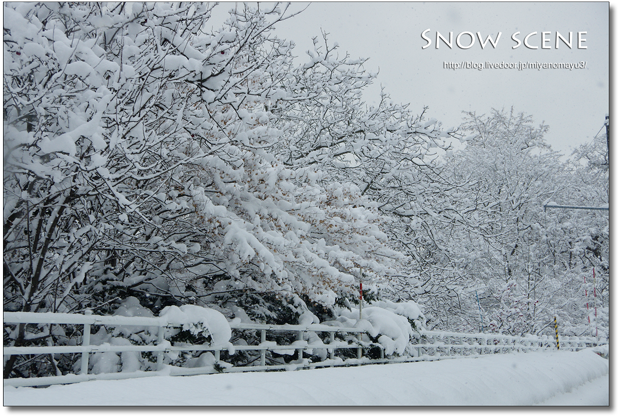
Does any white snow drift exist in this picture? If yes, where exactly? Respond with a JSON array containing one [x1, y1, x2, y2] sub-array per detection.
[[4, 349, 608, 406]]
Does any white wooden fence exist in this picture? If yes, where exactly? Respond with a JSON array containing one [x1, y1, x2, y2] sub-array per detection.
[[3, 311, 598, 388]]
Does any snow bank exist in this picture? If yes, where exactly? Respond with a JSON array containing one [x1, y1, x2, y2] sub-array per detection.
[[4, 350, 607, 406]]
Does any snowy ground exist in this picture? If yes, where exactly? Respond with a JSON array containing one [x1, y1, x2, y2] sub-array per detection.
[[4, 349, 608, 406]]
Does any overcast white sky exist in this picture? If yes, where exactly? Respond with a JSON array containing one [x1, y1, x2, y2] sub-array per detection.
[[226, 1, 609, 156]]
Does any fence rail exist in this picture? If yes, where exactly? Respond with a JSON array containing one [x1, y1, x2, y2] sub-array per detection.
[[3, 312, 599, 388]]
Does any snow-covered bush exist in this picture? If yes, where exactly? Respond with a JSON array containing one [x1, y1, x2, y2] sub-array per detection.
[[89, 298, 428, 374], [160, 304, 232, 349], [84, 299, 234, 374], [357, 307, 413, 356], [370, 299, 426, 336], [321, 300, 425, 357]]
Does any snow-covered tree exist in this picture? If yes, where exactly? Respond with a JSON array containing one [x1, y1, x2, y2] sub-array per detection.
[[545, 127, 609, 339], [444, 109, 562, 334], [268, 32, 459, 227], [3, 3, 418, 378], [260, 32, 461, 323], [411, 108, 609, 337]]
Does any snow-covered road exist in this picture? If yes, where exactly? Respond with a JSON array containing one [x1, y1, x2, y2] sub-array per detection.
[[4, 349, 608, 406]]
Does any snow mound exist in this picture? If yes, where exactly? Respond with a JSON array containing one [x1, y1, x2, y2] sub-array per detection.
[[298, 310, 320, 326], [114, 297, 155, 318], [159, 305, 232, 348], [591, 344, 609, 359], [357, 307, 412, 355], [332, 305, 414, 355], [371, 299, 423, 321]]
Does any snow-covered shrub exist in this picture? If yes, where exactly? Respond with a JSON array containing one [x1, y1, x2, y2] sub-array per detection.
[[154, 305, 233, 371], [357, 307, 412, 356], [160, 305, 232, 349], [87, 331, 144, 375], [320, 299, 425, 357], [84, 301, 235, 374]]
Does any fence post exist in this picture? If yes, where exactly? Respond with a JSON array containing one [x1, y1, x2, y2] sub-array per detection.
[[329, 331, 335, 361], [80, 309, 92, 375], [297, 330, 304, 362], [156, 324, 165, 370], [357, 332, 362, 361], [260, 329, 266, 366]]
